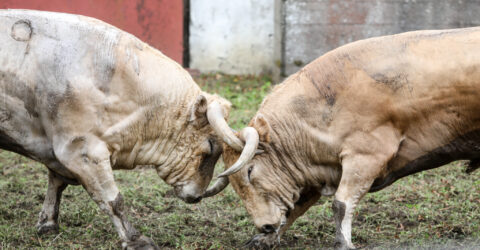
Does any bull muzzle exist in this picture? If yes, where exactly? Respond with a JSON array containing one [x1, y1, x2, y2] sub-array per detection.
[[174, 185, 203, 204]]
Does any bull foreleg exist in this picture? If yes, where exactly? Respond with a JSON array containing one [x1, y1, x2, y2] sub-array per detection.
[[244, 190, 322, 249], [279, 189, 322, 236], [333, 184, 369, 249], [54, 137, 159, 249], [334, 127, 402, 249], [36, 170, 68, 234], [333, 154, 384, 250]]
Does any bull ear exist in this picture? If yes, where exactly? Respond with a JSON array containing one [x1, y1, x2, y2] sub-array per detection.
[[190, 94, 209, 128], [252, 114, 270, 142]]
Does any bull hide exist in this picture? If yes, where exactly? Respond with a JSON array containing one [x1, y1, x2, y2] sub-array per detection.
[[216, 27, 480, 249], [0, 9, 232, 249]]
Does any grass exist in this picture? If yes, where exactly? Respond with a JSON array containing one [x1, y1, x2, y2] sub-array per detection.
[[0, 74, 479, 249]]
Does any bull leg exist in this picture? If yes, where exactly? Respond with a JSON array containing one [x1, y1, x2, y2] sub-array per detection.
[[333, 179, 369, 248], [54, 137, 159, 249], [333, 154, 386, 250], [334, 127, 402, 249], [36, 170, 68, 234], [279, 190, 322, 236], [244, 190, 322, 249]]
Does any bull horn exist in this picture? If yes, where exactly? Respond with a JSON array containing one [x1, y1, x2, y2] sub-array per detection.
[[202, 176, 229, 198], [207, 101, 244, 151], [218, 127, 259, 178]]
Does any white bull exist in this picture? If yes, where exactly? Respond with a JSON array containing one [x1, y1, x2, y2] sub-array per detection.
[[0, 9, 233, 249]]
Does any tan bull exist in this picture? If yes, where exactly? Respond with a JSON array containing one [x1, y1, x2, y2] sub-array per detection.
[[0, 10, 235, 249], [204, 27, 480, 249]]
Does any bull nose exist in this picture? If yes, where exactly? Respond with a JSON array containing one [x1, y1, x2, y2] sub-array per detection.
[[260, 224, 276, 234], [184, 195, 202, 204]]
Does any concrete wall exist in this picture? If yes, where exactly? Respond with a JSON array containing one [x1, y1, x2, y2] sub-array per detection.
[[189, 0, 276, 75], [282, 0, 480, 75]]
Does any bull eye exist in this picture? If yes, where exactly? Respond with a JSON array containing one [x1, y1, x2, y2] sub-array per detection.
[[247, 165, 253, 182]]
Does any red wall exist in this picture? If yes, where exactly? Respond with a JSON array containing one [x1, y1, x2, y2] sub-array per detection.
[[0, 0, 185, 64]]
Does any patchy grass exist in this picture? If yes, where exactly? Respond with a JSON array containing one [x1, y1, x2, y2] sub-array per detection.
[[0, 74, 479, 249]]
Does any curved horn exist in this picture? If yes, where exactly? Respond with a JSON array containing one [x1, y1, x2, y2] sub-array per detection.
[[207, 101, 244, 151], [218, 127, 259, 178], [202, 176, 230, 198]]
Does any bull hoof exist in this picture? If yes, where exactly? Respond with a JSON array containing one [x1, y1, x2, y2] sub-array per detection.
[[36, 223, 59, 235], [334, 241, 356, 250], [124, 235, 160, 250], [243, 233, 278, 249]]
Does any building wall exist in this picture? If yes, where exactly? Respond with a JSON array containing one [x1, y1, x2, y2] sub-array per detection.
[[0, 0, 185, 64], [3, 1, 479, 75], [283, 0, 480, 75], [189, 0, 276, 75]]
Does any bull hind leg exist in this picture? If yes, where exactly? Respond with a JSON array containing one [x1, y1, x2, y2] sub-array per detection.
[[334, 126, 403, 249], [36, 170, 68, 234], [53, 135, 159, 249]]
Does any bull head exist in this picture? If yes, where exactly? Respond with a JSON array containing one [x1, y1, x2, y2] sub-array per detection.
[[164, 94, 233, 204], [202, 114, 310, 248]]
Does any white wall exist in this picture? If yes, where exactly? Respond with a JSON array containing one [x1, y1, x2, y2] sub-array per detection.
[[189, 0, 275, 75]]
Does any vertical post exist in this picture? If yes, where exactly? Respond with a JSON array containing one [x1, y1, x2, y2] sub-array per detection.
[[183, 0, 190, 68], [273, 0, 285, 83]]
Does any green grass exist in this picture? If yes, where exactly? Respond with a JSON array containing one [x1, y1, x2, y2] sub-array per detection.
[[0, 74, 479, 249]]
